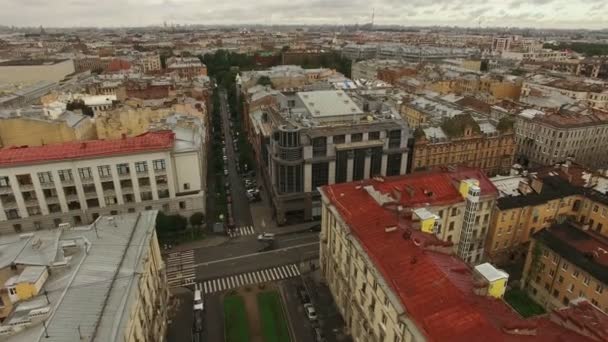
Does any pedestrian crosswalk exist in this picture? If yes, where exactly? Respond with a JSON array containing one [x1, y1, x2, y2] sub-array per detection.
[[201, 264, 300, 294], [166, 250, 196, 288], [227, 225, 256, 238]]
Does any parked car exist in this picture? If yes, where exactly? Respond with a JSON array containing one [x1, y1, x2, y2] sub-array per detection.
[[224, 169, 228, 176], [257, 232, 275, 241], [225, 181, 230, 189], [298, 286, 310, 304], [304, 303, 317, 321], [313, 327, 325, 342]]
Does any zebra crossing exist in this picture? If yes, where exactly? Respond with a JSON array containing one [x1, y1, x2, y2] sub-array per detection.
[[201, 264, 300, 294], [227, 225, 256, 238], [165, 250, 196, 288]]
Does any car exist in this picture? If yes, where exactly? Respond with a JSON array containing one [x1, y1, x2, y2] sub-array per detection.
[[224, 169, 228, 176], [304, 303, 317, 321], [227, 195, 232, 204], [257, 232, 275, 241], [223, 155, 228, 161], [297, 286, 310, 304], [225, 181, 230, 189], [193, 283, 204, 311]]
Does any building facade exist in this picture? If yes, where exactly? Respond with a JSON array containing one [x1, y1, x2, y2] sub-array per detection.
[[166, 57, 207, 79], [0, 131, 205, 233], [318, 171, 602, 341], [521, 221, 608, 315]]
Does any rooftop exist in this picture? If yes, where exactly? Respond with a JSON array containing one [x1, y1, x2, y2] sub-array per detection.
[[321, 172, 595, 342], [297, 90, 363, 118], [535, 222, 608, 284], [0, 131, 174, 167]]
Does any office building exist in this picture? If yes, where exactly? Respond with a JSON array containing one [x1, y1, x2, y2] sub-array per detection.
[[0, 130, 205, 233], [249, 89, 409, 224]]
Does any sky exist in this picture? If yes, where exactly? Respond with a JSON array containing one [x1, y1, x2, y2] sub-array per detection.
[[2, 0, 607, 29]]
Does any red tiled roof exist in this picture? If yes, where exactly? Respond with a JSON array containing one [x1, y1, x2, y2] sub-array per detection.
[[106, 58, 132, 72], [0, 131, 174, 167], [321, 168, 592, 342]]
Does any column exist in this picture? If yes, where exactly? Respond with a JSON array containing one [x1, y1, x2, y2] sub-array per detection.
[[92, 167, 106, 207], [8, 175, 28, 218], [110, 165, 124, 205], [31, 173, 49, 215], [0, 194, 6, 221], [148, 160, 159, 200], [72, 167, 88, 210], [346, 151, 354, 182], [165, 158, 176, 198], [400, 152, 408, 175], [328, 161, 336, 185], [51, 170, 68, 213], [363, 149, 372, 179], [129, 161, 142, 202], [381, 155, 388, 176], [304, 163, 312, 193]]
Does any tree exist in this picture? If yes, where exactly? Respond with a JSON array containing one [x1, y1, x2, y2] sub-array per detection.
[[257, 75, 272, 86], [66, 99, 94, 117], [190, 212, 205, 230]]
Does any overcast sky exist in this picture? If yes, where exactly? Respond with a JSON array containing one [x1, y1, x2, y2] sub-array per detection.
[[2, 0, 607, 29]]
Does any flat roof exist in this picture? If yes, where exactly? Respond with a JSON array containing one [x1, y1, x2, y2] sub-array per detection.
[[0, 131, 174, 167], [297, 90, 363, 118]]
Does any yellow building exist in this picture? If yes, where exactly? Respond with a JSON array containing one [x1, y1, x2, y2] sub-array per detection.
[[487, 170, 608, 265], [0, 113, 96, 148], [521, 221, 608, 313], [473, 262, 509, 299]]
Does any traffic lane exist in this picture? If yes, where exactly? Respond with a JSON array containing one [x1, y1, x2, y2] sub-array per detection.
[[193, 238, 263, 263], [202, 293, 223, 342], [166, 287, 194, 342], [275, 232, 320, 249], [194, 243, 320, 281], [281, 278, 316, 342]]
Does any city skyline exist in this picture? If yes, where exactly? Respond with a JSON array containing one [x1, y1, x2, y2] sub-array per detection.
[[3, 0, 607, 30]]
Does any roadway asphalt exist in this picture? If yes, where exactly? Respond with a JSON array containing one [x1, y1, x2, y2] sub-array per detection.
[[220, 90, 253, 227]]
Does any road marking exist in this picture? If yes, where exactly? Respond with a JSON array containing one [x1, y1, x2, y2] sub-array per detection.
[[202, 264, 300, 295], [194, 242, 319, 268]]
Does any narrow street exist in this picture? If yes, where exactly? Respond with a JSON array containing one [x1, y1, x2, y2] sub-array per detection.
[[219, 88, 254, 227]]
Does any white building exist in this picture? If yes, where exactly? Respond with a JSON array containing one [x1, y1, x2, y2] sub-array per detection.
[[0, 130, 205, 234]]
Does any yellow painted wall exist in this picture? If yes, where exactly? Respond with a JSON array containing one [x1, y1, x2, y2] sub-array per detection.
[[0, 117, 95, 147], [488, 278, 507, 298], [15, 282, 37, 301], [459, 179, 479, 198], [421, 218, 436, 234]]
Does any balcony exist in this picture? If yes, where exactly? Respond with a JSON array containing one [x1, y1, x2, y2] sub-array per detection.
[[2, 200, 18, 210], [98, 174, 113, 181], [156, 183, 168, 191], [80, 177, 94, 184], [18, 183, 34, 191], [39, 182, 55, 189], [121, 186, 134, 194], [24, 198, 39, 207], [154, 168, 167, 175], [65, 194, 79, 202], [0, 186, 12, 195], [84, 191, 98, 199], [117, 172, 131, 180], [103, 189, 116, 197], [45, 196, 60, 205], [60, 178, 75, 186]]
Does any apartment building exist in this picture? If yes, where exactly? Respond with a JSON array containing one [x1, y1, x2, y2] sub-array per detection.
[[166, 57, 207, 79], [249, 90, 409, 224], [238, 65, 341, 91], [350, 59, 413, 81], [521, 75, 608, 110], [487, 164, 608, 264], [0, 130, 205, 234], [514, 106, 608, 169], [521, 221, 608, 315], [73, 56, 112, 73], [319, 172, 605, 342], [0, 211, 169, 341], [412, 115, 516, 176], [341, 44, 378, 61], [140, 54, 162, 73]]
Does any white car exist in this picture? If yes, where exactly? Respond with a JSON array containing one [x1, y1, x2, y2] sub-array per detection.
[[257, 233, 275, 241], [304, 303, 317, 321]]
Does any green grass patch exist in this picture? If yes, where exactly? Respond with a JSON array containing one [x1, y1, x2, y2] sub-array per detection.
[[504, 288, 546, 318], [257, 291, 290, 342], [224, 295, 250, 342]]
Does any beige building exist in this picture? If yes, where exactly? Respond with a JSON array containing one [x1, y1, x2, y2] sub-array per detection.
[[0, 59, 75, 86], [319, 171, 605, 341], [0, 211, 169, 342], [0, 130, 205, 233], [522, 221, 608, 314], [0, 109, 96, 147]]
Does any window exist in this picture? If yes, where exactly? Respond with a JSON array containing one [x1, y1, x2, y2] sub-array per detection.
[[0, 176, 9, 187], [98, 165, 112, 177], [110, 210, 118, 215], [351, 133, 363, 142], [333, 135, 345, 144], [568, 284, 575, 293], [183, 183, 190, 190], [572, 270, 580, 278], [117, 163, 130, 175], [558, 275, 564, 284], [451, 208, 458, 217], [562, 262, 568, 271], [584, 276, 590, 286], [596, 284, 604, 294], [381, 313, 387, 325], [135, 161, 148, 173], [13, 224, 22, 233], [312, 137, 327, 157], [153, 159, 166, 171], [79, 167, 93, 180], [552, 289, 559, 298], [368, 131, 380, 140], [388, 129, 401, 148], [448, 221, 455, 231], [38, 172, 53, 184], [9, 288, 16, 295], [58, 169, 73, 182], [593, 205, 599, 213], [551, 254, 558, 264], [549, 269, 555, 277], [179, 201, 186, 209]]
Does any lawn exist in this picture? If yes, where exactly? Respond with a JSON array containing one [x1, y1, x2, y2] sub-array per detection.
[[224, 295, 250, 342], [504, 288, 546, 318], [257, 291, 291, 342]]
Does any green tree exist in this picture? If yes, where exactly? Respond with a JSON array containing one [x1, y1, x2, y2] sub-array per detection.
[[257, 75, 272, 86], [190, 212, 205, 230]]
